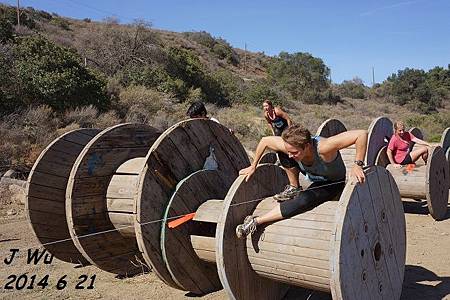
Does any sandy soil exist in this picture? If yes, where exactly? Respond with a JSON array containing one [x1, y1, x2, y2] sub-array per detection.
[[1, 192, 449, 300]]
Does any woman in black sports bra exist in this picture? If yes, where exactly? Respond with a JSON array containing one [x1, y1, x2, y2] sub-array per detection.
[[263, 100, 291, 136], [262, 100, 300, 201]]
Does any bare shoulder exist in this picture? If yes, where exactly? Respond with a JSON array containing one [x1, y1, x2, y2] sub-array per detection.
[[274, 106, 287, 114], [263, 136, 286, 152]]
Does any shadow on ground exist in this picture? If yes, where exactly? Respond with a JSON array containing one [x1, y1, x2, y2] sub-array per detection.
[[401, 265, 450, 299], [282, 264, 450, 300]]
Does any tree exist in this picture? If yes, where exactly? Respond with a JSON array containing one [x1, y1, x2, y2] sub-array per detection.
[[267, 52, 331, 101], [336, 77, 367, 99], [11, 35, 108, 112]]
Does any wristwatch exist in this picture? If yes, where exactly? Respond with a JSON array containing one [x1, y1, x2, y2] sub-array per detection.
[[354, 160, 364, 167]]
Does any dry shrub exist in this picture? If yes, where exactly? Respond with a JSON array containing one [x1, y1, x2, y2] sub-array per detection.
[[95, 111, 122, 129], [56, 123, 81, 136], [119, 85, 166, 123], [0, 105, 56, 170], [63, 105, 98, 128], [215, 104, 266, 149]]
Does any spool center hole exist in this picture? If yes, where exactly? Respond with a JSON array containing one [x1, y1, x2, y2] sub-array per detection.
[[374, 242, 382, 261]]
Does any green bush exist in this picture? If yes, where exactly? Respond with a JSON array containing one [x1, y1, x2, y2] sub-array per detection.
[[243, 81, 284, 107], [335, 78, 366, 99], [11, 35, 108, 112], [268, 52, 331, 102]]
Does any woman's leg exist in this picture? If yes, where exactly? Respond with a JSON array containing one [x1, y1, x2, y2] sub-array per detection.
[[236, 180, 345, 238], [410, 146, 429, 164]]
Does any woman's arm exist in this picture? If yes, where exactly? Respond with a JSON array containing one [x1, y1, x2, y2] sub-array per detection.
[[411, 136, 431, 147], [264, 114, 275, 135], [239, 136, 286, 181], [319, 130, 368, 183], [275, 107, 292, 126], [386, 148, 401, 167]]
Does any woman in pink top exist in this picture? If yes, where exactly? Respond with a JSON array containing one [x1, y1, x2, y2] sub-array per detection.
[[387, 121, 431, 167]]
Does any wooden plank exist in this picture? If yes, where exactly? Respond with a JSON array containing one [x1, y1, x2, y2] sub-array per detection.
[[426, 146, 449, 220], [161, 170, 227, 294], [193, 199, 224, 223], [440, 127, 450, 155], [107, 198, 135, 213], [330, 166, 405, 300], [366, 117, 393, 166], [135, 119, 250, 291], [107, 174, 139, 199], [315, 119, 347, 138], [216, 164, 291, 300], [66, 124, 158, 276], [26, 128, 99, 264]]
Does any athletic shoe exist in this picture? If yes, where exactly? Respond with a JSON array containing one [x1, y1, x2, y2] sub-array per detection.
[[273, 185, 302, 201], [236, 215, 258, 239]]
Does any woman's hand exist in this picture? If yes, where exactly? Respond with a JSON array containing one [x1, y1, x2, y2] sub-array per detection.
[[239, 165, 256, 182], [350, 165, 365, 183], [392, 163, 402, 168]]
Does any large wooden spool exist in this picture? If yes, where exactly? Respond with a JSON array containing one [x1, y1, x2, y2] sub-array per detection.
[[440, 127, 450, 156], [384, 146, 449, 220], [315, 117, 393, 169], [179, 164, 405, 299], [66, 123, 160, 275], [259, 152, 278, 164], [134, 119, 250, 289], [26, 128, 100, 264]]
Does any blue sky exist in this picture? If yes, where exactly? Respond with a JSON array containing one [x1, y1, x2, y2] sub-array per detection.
[[2, 0, 449, 85]]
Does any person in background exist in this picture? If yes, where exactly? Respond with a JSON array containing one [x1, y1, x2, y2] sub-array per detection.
[[186, 101, 220, 123], [387, 121, 431, 167], [262, 100, 301, 201]]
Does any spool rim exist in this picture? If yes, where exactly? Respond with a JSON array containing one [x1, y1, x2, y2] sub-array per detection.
[[440, 127, 450, 155], [66, 123, 160, 274], [26, 128, 100, 264], [330, 166, 406, 299], [135, 119, 250, 289], [315, 119, 347, 137], [366, 117, 393, 166], [160, 169, 227, 294], [215, 164, 291, 300], [425, 146, 449, 220]]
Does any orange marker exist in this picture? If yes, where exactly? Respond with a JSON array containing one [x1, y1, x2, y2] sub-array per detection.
[[168, 213, 196, 229]]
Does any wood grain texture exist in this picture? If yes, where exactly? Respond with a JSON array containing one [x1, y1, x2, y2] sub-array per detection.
[[440, 127, 450, 157], [26, 128, 100, 264], [66, 123, 160, 275], [366, 117, 393, 166], [259, 152, 277, 164], [315, 119, 347, 138], [135, 119, 250, 290], [426, 146, 449, 220], [216, 164, 291, 300], [408, 127, 424, 152], [330, 166, 405, 300], [160, 170, 230, 294]]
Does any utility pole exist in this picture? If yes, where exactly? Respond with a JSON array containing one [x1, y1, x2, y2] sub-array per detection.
[[244, 43, 247, 71], [16, 0, 20, 26], [372, 67, 374, 86]]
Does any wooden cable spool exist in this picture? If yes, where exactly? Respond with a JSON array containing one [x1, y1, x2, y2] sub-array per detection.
[[440, 127, 450, 156], [65, 123, 161, 275], [181, 164, 406, 300], [26, 128, 101, 264], [134, 119, 250, 290], [259, 152, 278, 164], [384, 146, 449, 220], [315, 117, 393, 169]]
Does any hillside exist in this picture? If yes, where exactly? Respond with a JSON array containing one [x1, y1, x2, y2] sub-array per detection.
[[0, 3, 449, 172]]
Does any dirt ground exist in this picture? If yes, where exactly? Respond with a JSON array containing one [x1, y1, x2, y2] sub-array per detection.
[[1, 190, 449, 300]]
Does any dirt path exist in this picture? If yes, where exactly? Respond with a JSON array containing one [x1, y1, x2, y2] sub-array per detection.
[[1, 199, 449, 299]]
